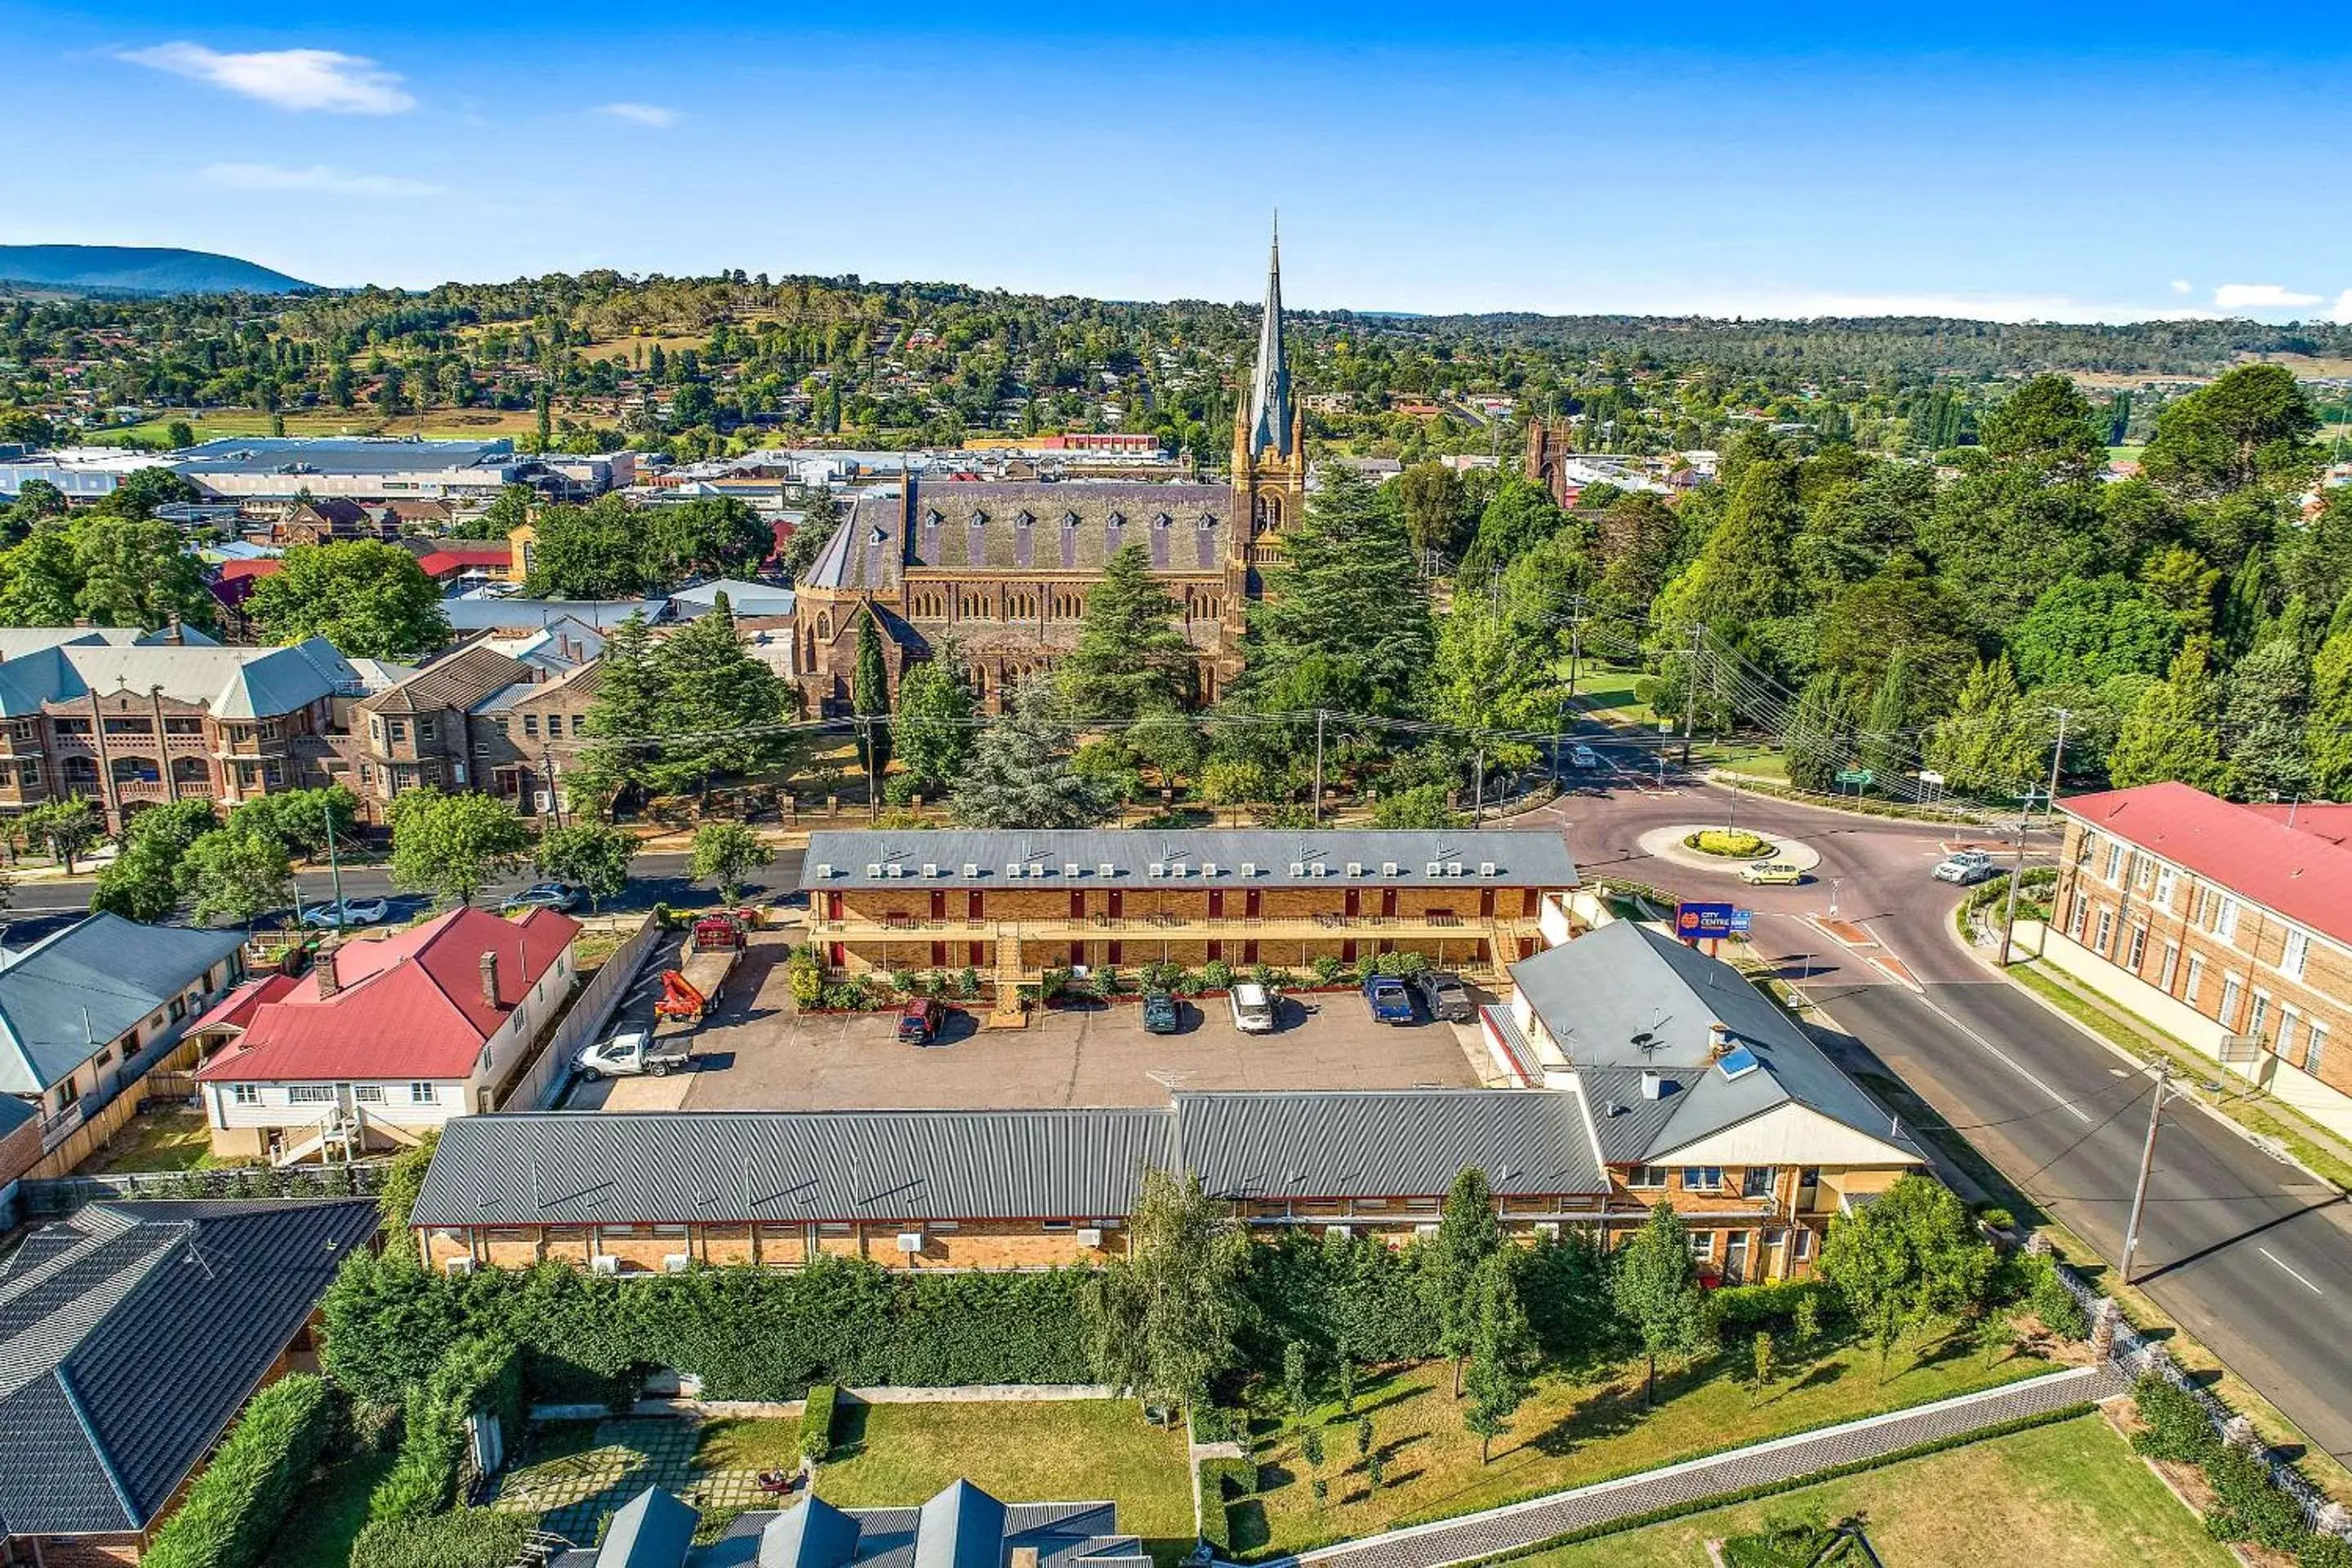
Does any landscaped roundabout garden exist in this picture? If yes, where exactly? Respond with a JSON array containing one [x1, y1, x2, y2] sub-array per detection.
[[1683, 828, 1779, 859]]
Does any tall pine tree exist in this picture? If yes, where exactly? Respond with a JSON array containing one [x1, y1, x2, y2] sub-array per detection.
[[1060, 544, 1196, 720], [891, 645, 974, 797], [950, 679, 1116, 829], [2109, 639, 2227, 791], [576, 611, 664, 808], [853, 607, 893, 784]]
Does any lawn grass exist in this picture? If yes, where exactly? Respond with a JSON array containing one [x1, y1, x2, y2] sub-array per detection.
[[1233, 1322, 2056, 1560], [1566, 666, 1649, 724], [811, 1399, 1194, 1548], [84, 1107, 225, 1173], [1512, 1411, 2229, 1568], [258, 1449, 394, 1568]]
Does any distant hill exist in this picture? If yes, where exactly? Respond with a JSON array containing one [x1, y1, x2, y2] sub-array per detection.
[[0, 244, 314, 296]]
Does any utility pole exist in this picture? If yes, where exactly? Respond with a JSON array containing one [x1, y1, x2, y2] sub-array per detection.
[[2119, 1059, 2172, 1286], [1680, 625, 1703, 767], [1566, 616, 1584, 700], [1473, 747, 1485, 821], [1311, 709, 1326, 826], [542, 746, 565, 830], [859, 717, 877, 821], [323, 796, 345, 915], [2045, 708, 2073, 820], [1998, 813, 2029, 966]]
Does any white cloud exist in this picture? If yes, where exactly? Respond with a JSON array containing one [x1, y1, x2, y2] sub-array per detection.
[[200, 162, 440, 197], [1625, 287, 2214, 326], [2171, 279, 2193, 294], [2213, 283, 2322, 310], [121, 42, 414, 114], [596, 102, 679, 128], [2332, 289, 2352, 326]]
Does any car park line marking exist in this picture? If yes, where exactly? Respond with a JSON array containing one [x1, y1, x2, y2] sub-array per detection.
[[2259, 1249, 2324, 1294]]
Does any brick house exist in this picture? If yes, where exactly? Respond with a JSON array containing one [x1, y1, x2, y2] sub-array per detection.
[[473, 659, 601, 818], [2042, 782, 2352, 1136], [0, 1198, 380, 1564], [193, 906, 581, 1164], [1494, 920, 1928, 1284], [800, 829, 1581, 1004], [346, 644, 535, 819]]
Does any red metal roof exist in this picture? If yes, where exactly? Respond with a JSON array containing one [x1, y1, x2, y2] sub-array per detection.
[[195, 906, 581, 1083], [2243, 800, 2352, 847], [184, 973, 299, 1036], [2060, 782, 2352, 949], [413, 546, 510, 579], [215, 559, 283, 582]]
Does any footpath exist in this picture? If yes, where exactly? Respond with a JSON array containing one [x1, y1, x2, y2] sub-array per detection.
[[1250, 1363, 2123, 1568]]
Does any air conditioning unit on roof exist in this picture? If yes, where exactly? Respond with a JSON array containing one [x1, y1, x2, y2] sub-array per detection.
[[1064, 862, 1082, 879], [963, 863, 979, 878], [443, 1256, 474, 1277], [1148, 862, 1166, 878], [662, 1254, 691, 1273], [1200, 862, 1218, 878], [1479, 861, 1497, 876], [1289, 862, 1306, 877], [1098, 862, 1116, 878], [1382, 862, 1399, 877], [1239, 862, 1257, 877], [1171, 863, 1189, 878], [1447, 862, 1464, 878], [921, 864, 938, 879], [1005, 863, 1023, 879], [813, 863, 832, 879], [865, 863, 883, 878], [1346, 862, 1364, 877], [1427, 861, 1444, 876], [590, 1254, 621, 1276], [884, 864, 905, 879]]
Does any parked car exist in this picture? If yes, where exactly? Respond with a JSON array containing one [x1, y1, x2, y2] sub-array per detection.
[[300, 897, 390, 929], [1229, 982, 1276, 1034], [897, 996, 946, 1045], [1363, 974, 1416, 1026], [1740, 861, 1805, 886], [1570, 744, 1601, 770], [1410, 970, 1473, 1022], [574, 1027, 688, 1080], [1141, 991, 1181, 1035], [1931, 850, 1998, 885], [501, 882, 582, 913]]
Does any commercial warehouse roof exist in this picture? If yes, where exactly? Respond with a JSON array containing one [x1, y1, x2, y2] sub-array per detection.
[[801, 831, 1579, 892], [2061, 782, 2352, 951], [169, 435, 517, 477]]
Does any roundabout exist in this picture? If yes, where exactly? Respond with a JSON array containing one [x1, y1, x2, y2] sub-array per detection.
[[1635, 823, 1825, 876]]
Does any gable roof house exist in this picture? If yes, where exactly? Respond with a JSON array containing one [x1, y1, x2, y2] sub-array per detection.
[[194, 906, 581, 1165], [0, 915, 248, 1178], [346, 644, 537, 820], [0, 1198, 381, 1557]]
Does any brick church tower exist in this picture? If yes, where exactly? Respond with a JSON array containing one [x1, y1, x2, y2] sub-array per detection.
[[1220, 223, 1307, 676]]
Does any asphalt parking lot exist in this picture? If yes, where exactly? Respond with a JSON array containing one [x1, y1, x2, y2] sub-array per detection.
[[572, 935, 1499, 1111]]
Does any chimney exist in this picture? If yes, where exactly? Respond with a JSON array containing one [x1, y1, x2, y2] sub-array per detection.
[[315, 942, 341, 1000], [479, 951, 500, 1009], [165, 612, 185, 646], [1640, 1070, 1665, 1101], [1707, 1021, 1731, 1056]]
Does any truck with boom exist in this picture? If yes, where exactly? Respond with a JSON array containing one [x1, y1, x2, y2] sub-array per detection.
[[654, 914, 746, 1031]]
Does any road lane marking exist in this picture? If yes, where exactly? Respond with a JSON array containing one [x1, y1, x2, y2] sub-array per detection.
[[1909, 991, 2096, 1125], [2259, 1249, 2324, 1295]]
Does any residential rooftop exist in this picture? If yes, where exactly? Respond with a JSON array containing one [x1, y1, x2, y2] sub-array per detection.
[[800, 830, 1580, 892]]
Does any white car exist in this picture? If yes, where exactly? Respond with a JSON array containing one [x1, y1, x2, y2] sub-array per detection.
[[1570, 744, 1601, 769], [301, 897, 390, 929], [1932, 850, 1998, 885], [1229, 982, 1276, 1034]]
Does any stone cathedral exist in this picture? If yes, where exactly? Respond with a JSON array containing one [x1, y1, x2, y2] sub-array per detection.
[[792, 232, 1307, 714]]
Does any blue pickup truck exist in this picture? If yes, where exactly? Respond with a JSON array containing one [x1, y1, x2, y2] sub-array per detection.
[[1363, 974, 1416, 1026]]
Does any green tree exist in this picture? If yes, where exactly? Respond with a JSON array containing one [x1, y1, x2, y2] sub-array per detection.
[[2310, 624, 2352, 798], [176, 826, 292, 932], [1060, 544, 1196, 719], [1857, 650, 1917, 785], [1923, 657, 2047, 799], [779, 492, 840, 582], [2143, 363, 2321, 497], [689, 820, 771, 904], [1978, 374, 2105, 479], [853, 608, 893, 784], [1088, 1169, 1250, 1420], [246, 541, 452, 658], [388, 788, 531, 906], [2008, 575, 2179, 688], [69, 513, 213, 631], [1396, 460, 1470, 561], [0, 521, 83, 624], [951, 678, 1116, 828], [2222, 636, 2314, 800], [1610, 1200, 1707, 1406], [520, 494, 647, 598], [1432, 1166, 1502, 1396], [229, 786, 359, 860], [1127, 707, 1205, 788], [91, 799, 218, 922], [2109, 640, 2228, 791], [97, 466, 201, 520], [1372, 782, 1467, 829], [22, 797, 102, 872], [890, 648, 975, 797], [1750, 1330, 1776, 1405], [1785, 671, 1862, 795], [447, 482, 534, 541], [1462, 1252, 1535, 1463], [1817, 1173, 1994, 1380], [534, 821, 635, 911], [642, 495, 772, 585], [1462, 477, 1564, 577], [575, 611, 663, 804], [647, 594, 793, 795], [1654, 459, 1803, 652], [1198, 759, 1270, 825]]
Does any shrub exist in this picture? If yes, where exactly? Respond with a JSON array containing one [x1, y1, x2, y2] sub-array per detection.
[[1201, 959, 1234, 991], [800, 1384, 839, 1462], [2029, 1262, 2090, 1341], [142, 1374, 334, 1568], [1196, 1455, 1257, 1552], [348, 1511, 534, 1568], [1137, 960, 1188, 994], [2205, 1443, 2308, 1551], [2131, 1373, 2221, 1464], [1310, 955, 1348, 986], [1703, 1279, 1835, 1337], [956, 966, 982, 998], [1686, 829, 1775, 858], [2301, 1536, 2352, 1568], [787, 960, 822, 1009], [368, 1335, 522, 1523]]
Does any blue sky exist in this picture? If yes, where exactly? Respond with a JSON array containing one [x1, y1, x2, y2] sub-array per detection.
[[5, 0, 2348, 323]]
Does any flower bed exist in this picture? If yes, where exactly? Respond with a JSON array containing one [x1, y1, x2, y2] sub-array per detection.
[[1684, 829, 1778, 859]]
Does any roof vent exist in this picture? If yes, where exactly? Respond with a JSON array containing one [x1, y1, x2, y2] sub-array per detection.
[[1641, 1070, 1666, 1101], [1098, 862, 1116, 879], [1239, 862, 1257, 877], [1717, 1045, 1763, 1081], [1478, 861, 1498, 876], [1707, 1021, 1731, 1054], [1063, 862, 1082, 879], [1601, 1099, 1626, 1117]]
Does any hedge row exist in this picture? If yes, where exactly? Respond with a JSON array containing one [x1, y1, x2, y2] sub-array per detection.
[[2130, 1375, 2350, 1566], [323, 1251, 1096, 1407], [1196, 1456, 1257, 1554], [1700, 1279, 1835, 1336], [346, 1511, 535, 1568], [143, 1374, 334, 1568], [801, 1385, 840, 1462], [367, 1335, 523, 1523]]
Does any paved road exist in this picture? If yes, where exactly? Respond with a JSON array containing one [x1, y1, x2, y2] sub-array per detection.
[[1528, 773, 2352, 1468]]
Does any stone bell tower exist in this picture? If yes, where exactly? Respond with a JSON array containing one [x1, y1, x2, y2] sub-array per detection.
[[1221, 220, 1307, 671]]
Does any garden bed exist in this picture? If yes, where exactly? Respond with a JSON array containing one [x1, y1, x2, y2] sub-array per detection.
[[1682, 829, 1778, 860]]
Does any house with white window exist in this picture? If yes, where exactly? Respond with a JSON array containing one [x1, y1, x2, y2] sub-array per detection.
[[0, 914, 247, 1176], [194, 906, 581, 1165]]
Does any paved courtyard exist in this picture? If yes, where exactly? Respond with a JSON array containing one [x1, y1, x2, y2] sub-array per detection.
[[568, 934, 1499, 1111], [488, 1416, 791, 1543]]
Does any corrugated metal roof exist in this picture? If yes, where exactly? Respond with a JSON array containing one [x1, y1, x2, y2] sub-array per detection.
[[597, 1486, 697, 1568], [802, 830, 1579, 893], [411, 1108, 1171, 1227], [0, 636, 362, 720], [1176, 1089, 1602, 1200], [0, 1199, 378, 1535], [0, 915, 246, 1094], [1510, 922, 1924, 1163]]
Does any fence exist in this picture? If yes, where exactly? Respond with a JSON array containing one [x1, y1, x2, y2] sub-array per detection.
[[2045, 1250, 2351, 1542], [20, 1161, 386, 1218], [499, 914, 662, 1112]]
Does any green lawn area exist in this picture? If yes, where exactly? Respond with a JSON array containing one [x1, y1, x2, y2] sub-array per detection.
[[1566, 666, 1649, 724], [1515, 1411, 2228, 1568], [259, 1449, 394, 1568], [1232, 1321, 2059, 1560], [83, 1108, 227, 1173], [811, 1399, 1195, 1548]]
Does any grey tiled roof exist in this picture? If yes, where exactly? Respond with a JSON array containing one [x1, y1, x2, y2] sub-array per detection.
[[1509, 922, 1926, 1164], [805, 479, 1233, 594], [411, 1109, 1169, 1227], [0, 915, 246, 1095], [569, 1484, 1144, 1568], [801, 830, 1579, 893], [1177, 1089, 1603, 1202], [0, 1199, 381, 1535]]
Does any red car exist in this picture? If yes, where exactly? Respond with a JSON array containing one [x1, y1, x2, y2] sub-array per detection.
[[898, 996, 945, 1045]]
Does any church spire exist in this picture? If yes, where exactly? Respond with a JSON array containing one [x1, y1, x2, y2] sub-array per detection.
[[1243, 218, 1293, 461]]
